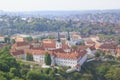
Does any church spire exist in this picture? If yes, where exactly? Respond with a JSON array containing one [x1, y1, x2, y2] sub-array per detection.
[[67, 31, 70, 41], [57, 32, 61, 42]]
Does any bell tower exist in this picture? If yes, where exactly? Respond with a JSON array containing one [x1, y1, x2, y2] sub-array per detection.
[[56, 32, 62, 49], [66, 31, 71, 47]]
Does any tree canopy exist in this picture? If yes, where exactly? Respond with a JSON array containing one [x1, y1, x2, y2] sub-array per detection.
[[44, 52, 51, 65]]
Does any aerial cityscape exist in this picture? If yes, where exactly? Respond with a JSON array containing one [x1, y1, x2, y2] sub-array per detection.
[[0, 0, 120, 80]]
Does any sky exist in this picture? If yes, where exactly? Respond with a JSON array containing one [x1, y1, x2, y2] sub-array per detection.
[[0, 0, 120, 11]]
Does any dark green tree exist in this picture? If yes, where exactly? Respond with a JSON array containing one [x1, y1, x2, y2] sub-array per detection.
[[118, 38, 120, 44], [95, 51, 101, 58], [10, 68, 21, 77], [104, 55, 115, 60], [26, 53, 33, 61], [26, 70, 52, 80], [4, 37, 10, 43], [25, 37, 33, 42], [10, 39, 16, 44], [117, 56, 120, 61], [44, 52, 51, 65], [0, 76, 7, 80], [80, 73, 93, 80], [105, 67, 120, 80]]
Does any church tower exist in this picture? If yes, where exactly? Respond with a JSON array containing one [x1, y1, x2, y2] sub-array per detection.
[[56, 32, 62, 49], [66, 31, 71, 47]]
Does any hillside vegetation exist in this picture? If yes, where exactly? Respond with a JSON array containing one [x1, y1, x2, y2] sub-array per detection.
[[0, 46, 120, 80]]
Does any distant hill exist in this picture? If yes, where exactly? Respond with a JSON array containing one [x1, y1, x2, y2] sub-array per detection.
[[0, 9, 120, 16], [0, 9, 120, 35]]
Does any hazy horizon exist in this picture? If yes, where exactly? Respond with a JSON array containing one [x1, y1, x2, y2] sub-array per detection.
[[0, 0, 120, 11]]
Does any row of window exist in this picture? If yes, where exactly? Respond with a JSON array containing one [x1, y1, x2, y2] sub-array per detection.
[[56, 60, 76, 65]]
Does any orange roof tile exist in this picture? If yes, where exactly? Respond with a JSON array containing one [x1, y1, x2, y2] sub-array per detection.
[[11, 50, 24, 56], [86, 41, 95, 45], [41, 40, 56, 49], [15, 42, 29, 47], [77, 45, 88, 50], [100, 43, 116, 49]]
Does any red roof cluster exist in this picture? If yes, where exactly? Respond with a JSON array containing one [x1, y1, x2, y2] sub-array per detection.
[[100, 43, 116, 49], [86, 40, 95, 45], [11, 50, 24, 56], [10, 39, 87, 59]]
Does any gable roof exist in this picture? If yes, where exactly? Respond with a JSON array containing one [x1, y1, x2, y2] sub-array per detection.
[[15, 42, 29, 47], [11, 50, 24, 56], [41, 40, 56, 49]]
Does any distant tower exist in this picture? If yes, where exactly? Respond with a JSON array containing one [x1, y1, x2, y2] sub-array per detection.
[[66, 31, 71, 47], [57, 32, 61, 42], [67, 31, 70, 41], [56, 32, 62, 49]]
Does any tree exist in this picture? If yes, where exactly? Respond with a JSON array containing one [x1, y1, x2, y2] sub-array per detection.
[[71, 45, 77, 49], [44, 52, 51, 65], [43, 68, 52, 74], [0, 62, 9, 72], [0, 76, 7, 80], [97, 64, 110, 79], [104, 55, 115, 60], [26, 71, 41, 80], [118, 38, 120, 44], [95, 52, 101, 58], [10, 39, 16, 44], [26, 53, 33, 61], [25, 37, 33, 42], [117, 56, 120, 61], [80, 73, 93, 80], [0, 71, 7, 80], [48, 36, 55, 39], [20, 68, 29, 79], [105, 67, 120, 80], [26, 70, 52, 80], [11, 77, 23, 80], [10, 68, 20, 77], [4, 37, 10, 43]]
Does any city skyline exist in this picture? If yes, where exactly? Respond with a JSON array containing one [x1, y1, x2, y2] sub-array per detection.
[[0, 0, 120, 11]]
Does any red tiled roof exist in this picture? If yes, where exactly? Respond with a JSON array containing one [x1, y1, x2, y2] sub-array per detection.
[[116, 45, 120, 53], [15, 42, 29, 47], [100, 43, 116, 49], [77, 45, 88, 50], [116, 45, 120, 49], [11, 50, 24, 56], [50, 48, 65, 53], [24, 49, 50, 55], [89, 46, 96, 51], [54, 50, 86, 59], [41, 40, 56, 49], [62, 44, 69, 49], [0, 35, 5, 38], [31, 40, 39, 43], [86, 40, 95, 45]]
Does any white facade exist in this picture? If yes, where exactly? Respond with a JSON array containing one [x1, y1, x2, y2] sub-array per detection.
[[31, 53, 87, 67], [14, 54, 26, 60], [33, 54, 44, 63], [86, 48, 96, 55], [77, 54, 87, 65], [66, 40, 72, 47], [54, 57, 77, 67]]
